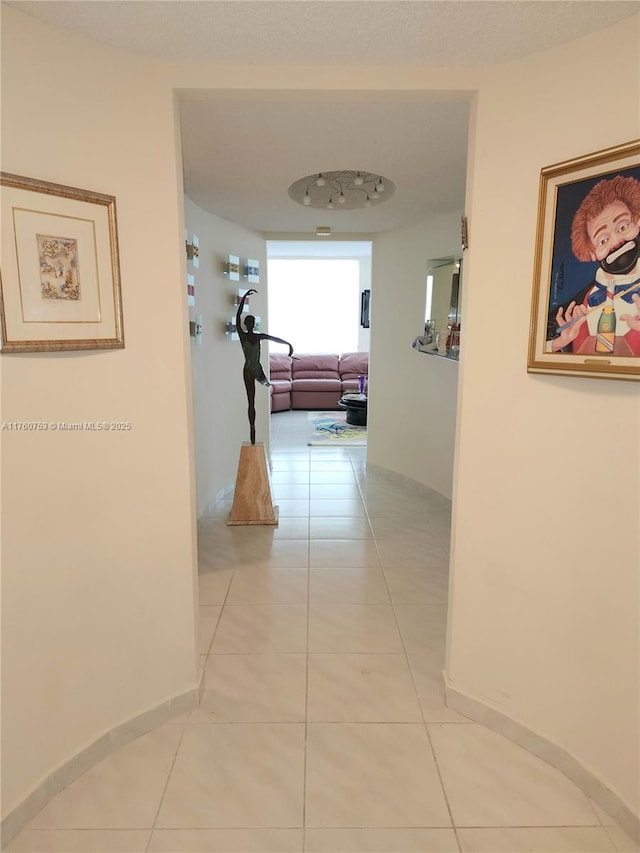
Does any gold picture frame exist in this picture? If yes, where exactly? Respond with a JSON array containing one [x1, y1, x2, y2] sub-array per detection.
[[527, 140, 640, 382], [0, 173, 124, 352]]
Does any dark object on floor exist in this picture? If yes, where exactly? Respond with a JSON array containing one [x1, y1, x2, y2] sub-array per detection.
[[338, 394, 368, 426]]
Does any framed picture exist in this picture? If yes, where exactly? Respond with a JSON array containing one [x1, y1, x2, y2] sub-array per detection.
[[527, 139, 640, 382], [0, 173, 124, 353], [224, 254, 240, 281], [245, 259, 260, 284], [360, 289, 370, 328]]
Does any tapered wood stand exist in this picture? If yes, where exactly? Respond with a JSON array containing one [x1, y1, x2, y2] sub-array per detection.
[[227, 442, 278, 526]]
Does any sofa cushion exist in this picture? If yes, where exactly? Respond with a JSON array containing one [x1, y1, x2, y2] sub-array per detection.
[[269, 354, 292, 380], [271, 378, 292, 393], [291, 354, 340, 379], [271, 389, 291, 412], [291, 378, 341, 392], [339, 351, 369, 379], [291, 389, 342, 410]]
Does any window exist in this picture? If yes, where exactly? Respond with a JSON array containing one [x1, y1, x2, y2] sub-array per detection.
[[267, 258, 360, 353], [425, 274, 434, 325]]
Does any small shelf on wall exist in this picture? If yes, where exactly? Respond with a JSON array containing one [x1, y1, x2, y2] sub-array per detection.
[[244, 259, 260, 283], [186, 234, 199, 267], [232, 289, 252, 311], [225, 315, 261, 341], [223, 254, 240, 280], [418, 348, 459, 362], [412, 335, 459, 361]]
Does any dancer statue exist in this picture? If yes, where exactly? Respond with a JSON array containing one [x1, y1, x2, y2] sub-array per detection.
[[236, 288, 293, 444]]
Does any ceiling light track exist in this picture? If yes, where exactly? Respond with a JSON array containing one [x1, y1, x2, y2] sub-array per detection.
[[290, 170, 394, 211]]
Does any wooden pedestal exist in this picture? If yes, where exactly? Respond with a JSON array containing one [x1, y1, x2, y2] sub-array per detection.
[[227, 442, 278, 526]]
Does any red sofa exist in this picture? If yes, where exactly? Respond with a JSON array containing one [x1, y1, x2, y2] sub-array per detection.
[[269, 352, 369, 412]]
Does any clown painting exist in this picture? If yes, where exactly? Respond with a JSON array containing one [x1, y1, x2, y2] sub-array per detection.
[[528, 140, 640, 381]]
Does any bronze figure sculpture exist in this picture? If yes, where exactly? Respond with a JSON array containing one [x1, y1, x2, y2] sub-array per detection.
[[236, 288, 293, 444]]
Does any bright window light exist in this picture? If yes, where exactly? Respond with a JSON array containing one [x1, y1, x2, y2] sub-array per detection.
[[425, 274, 434, 324], [267, 259, 360, 353]]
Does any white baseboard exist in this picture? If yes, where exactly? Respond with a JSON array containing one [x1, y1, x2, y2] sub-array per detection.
[[364, 462, 452, 506], [202, 481, 235, 519], [1, 687, 199, 848], [443, 674, 639, 842]]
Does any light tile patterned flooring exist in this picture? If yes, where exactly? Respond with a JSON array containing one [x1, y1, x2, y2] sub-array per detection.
[[8, 410, 639, 852]]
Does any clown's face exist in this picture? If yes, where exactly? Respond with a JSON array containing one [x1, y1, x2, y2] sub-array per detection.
[[587, 199, 640, 274]]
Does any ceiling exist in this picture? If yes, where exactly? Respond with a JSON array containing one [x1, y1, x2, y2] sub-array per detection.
[[179, 93, 471, 233], [7, 1, 640, 235]]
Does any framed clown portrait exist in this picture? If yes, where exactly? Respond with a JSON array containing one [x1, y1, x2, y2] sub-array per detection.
[[527, 139, 640, 382]]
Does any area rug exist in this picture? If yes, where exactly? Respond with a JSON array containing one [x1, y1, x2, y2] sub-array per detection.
[[307, 411, 367, 446]]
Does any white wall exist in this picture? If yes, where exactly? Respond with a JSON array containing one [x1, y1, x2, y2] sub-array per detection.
[[448, 17, 640, 820], [368, 212, 463, 499], [185, 197, 270, 516], [1, 8, 198, 817]]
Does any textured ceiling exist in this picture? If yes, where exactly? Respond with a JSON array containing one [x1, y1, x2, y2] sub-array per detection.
[[7, 1, 639, 234], [8, 1, 639, 66]]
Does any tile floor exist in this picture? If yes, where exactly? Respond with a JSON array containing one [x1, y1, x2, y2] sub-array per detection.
[[7, 410, 639, 852]]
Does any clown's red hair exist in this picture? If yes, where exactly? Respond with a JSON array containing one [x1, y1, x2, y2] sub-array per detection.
[[571, 174, 640, 261]]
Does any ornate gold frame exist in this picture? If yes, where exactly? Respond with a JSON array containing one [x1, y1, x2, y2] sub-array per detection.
[[527, 140, 640, 382]]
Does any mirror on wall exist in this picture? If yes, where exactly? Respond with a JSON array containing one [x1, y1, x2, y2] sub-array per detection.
[[412, 257, 463, 358], [425, 257, 462, 335]]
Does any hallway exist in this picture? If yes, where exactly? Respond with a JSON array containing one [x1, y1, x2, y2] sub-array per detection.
[[7, 411, 637, 853]]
